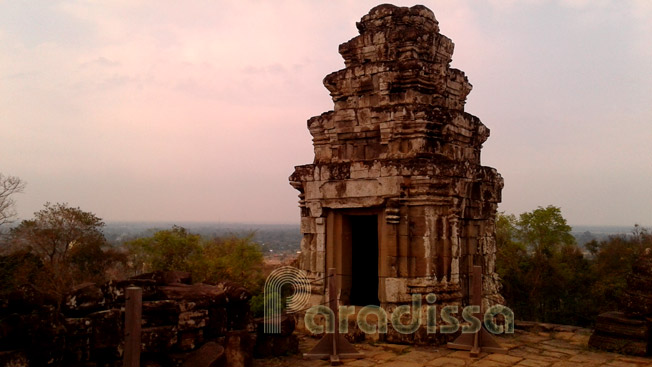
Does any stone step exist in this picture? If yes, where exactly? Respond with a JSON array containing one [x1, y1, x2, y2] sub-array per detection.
[[594, 311, 649, 339], [588, 333, 648, 356]]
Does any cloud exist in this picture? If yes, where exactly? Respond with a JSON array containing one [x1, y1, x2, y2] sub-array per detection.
[[1, 0, 650, 224]]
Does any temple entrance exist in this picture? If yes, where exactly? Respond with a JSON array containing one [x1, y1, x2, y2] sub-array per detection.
[[325, 210, 381, 306], [348, 215, 380, 306]]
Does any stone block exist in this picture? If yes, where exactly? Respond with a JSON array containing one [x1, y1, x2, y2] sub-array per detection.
[[142, 325, 178, 353], [385, 237, 398, 257], [64, 282, 106, 315], [178, 310, 208, 330], [316, 233, 325, 251], [409, 236, 428, 258], [129, 270, 192, 285], [89, 309, 123, 350], [589, 311, 650, 356], [142, 300, 180, 327], [178, 329, 204, 351], [594, 311, 649, 339], [384, 278, 409, 303], [397, 255, 409, 277], [102, 278, 159, 304], [413, 256, 430, 276], [2, 284, 57, 314], [300, 216, 315, 233], [64, 317, 92, 337], [206, 307, 228, 338], [398, 234, 409, 257], [158, 283, 227, 307]]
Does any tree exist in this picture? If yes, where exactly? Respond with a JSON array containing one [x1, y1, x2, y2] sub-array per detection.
[[496, 206, 594, 325], [9, 203, 106, 265], [495, 213, 530, 317], [193, 234, 265, 291], [125, 226, 203, 274], [0, 173, 26, 227], [516, 206, 581, 322], [516, 205, 575, 255], [67, 239, 127, 284], [5, 203, 122, 302], [497, 206, 652, 326], [588, 225, 652, 314], [0, 250, 43, 297], [126, 227, 265, 291]]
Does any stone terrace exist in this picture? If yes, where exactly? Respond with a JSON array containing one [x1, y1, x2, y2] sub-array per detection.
[[254, 325, 652, 367]]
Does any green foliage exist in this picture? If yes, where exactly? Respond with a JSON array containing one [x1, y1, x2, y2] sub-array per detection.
[[496, 206, 590, 325], [126, 227, 265, 292], [517, 206, 575, 255], [126, 226, 202, 274], [495, 213, 530, 316], [68, 241, 127, 284], [249, 290, 283, 319], [191, 234, 264, 291], [587, 225, 652, 313], [249, 283, 294, 318], [249, 293, 265, 318], [497, 207, 652, 326]]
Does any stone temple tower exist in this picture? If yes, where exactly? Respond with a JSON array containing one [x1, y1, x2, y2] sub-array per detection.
[[289, 4, 503, 339]]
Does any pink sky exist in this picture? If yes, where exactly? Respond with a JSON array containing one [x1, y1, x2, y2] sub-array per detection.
[[1, 1, 651, 226]]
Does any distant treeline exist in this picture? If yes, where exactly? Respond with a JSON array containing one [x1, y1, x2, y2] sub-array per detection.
[[571, 225, 642, 247], [102, 221, 638, 256], [102, 222, 302, 254]]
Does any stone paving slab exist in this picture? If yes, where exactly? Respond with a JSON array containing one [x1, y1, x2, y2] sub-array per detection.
[[253, 329, 652, 367]]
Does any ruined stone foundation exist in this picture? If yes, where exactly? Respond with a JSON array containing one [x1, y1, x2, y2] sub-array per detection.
[[289, 4, 503, 343]]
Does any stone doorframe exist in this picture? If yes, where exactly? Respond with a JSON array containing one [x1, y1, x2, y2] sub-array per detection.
[[325, 207, 390, 305]]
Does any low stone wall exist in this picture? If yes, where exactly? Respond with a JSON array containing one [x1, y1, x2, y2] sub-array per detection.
[[589, 312, 649, 356], [589, 248, 652, 356], [0, 271, 259, 366]]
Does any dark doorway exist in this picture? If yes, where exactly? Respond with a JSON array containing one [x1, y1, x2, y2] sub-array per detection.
[[349, 215, 379, 306]]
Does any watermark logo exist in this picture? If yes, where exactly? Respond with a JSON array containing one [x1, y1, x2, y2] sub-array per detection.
[[263, 266, 311, 333], [303, 294, 514, 335], [262, 266, 514, 335]]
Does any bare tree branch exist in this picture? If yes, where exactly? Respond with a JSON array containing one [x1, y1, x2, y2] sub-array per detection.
[[0, 173, 26, 227]]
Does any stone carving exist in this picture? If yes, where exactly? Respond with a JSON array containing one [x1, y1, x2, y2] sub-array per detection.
[[289, 4, 503, 342]]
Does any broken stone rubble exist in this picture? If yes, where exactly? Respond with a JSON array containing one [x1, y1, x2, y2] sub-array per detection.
[[0, 270, 287, 366]]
